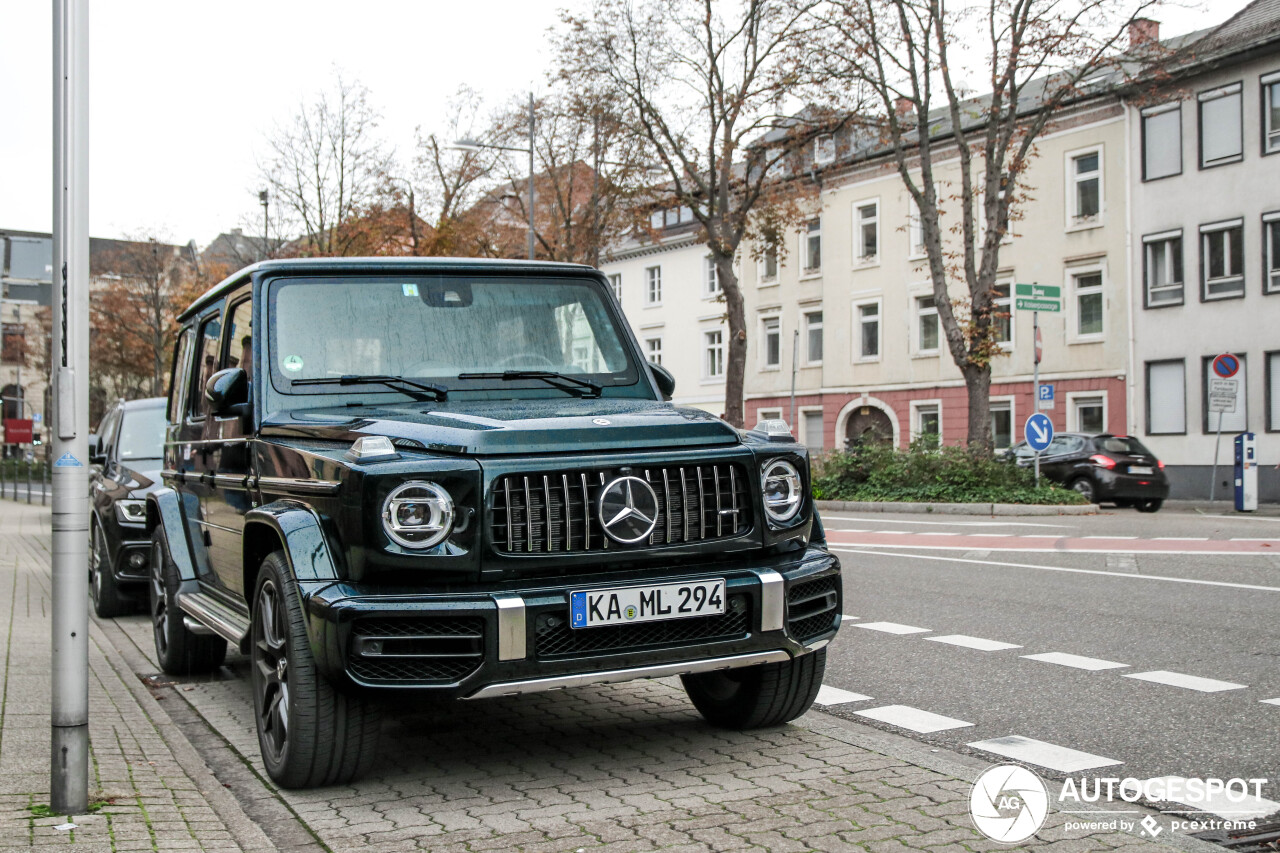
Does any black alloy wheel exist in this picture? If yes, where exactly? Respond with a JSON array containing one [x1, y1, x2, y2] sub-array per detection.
[[1070, 477, 1097, 503], [253, 576, 290, 767], [90, 523, 130, 618], [149, 529, 226, 676]]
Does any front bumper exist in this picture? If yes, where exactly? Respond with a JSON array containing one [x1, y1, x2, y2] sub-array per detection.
[[112, 527, 152, 585], [302, 546, 841, 698]]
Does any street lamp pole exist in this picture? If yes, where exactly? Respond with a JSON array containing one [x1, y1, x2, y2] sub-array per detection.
[[258, 190, 269, 261], [527, 93, 535, 261]]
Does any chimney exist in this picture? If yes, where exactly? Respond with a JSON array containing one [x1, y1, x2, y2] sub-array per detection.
[[1128, 18, 1159, 49], [230, 228, 242, 237], [894, 97, 914, 117]]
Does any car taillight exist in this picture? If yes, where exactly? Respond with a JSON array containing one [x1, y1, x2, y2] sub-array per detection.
[[1090, 454, 1116, 469], [1157, 460, 1165, 470]]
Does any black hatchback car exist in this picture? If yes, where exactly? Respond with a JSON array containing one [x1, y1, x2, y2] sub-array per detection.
[[1007, 432, 1169, 511], [89, 397, 168, 616], [145, 257, 841, 789]]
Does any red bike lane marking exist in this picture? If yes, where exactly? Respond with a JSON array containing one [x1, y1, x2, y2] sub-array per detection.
[[825, 530, 1278, 554]]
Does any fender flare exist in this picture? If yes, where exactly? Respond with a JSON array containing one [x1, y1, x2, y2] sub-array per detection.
[[242, 500, 344, 584], [144, 487, 201, 582]]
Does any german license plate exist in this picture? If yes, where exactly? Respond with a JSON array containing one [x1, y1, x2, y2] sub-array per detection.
[[569, 578, 725, 629], [1130, 466, 1153, 475]]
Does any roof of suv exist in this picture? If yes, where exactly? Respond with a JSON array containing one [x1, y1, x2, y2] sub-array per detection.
[[179, 257, 600, 321], [119, 396, 166, 412]]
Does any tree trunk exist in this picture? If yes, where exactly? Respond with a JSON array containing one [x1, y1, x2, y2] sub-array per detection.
[[963, 365, 992, 452], [717, 255, 746, 428]]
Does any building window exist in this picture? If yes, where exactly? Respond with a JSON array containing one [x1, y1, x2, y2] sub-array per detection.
[[0, 323, 25, 364], [916, 295, 939, 353], [1268, 351, 1280, 431], [704, 256, 721, 297], [990, 401, 1013, 450], [645, 266, 662, 304], [762, 317, 781, 369], [1073, 271, 1104, 337], [1146, 360, 1186, 435], [1199, 83, 1243, 167], [1202, 355, 1247, 433], [1071, 395, 1106, 434], [855, 201, 879, 262], [908, 198, 925, 258], [644, 336, 663, 366], [760, 245, 778, 283], [814, 134, 835, 165], [804, 310, 823, 365], [1265, 72, 1280, 155], [802, 410, 825, 451], [1200, 219, 1245, 299], [1141, 103, 1182, 180], [802, 219, 821, 273], [1143, 231, 1184, 307], [649, 210, 664, 229], [607, 273, 621, 301], [756, 408, 782, 427], [913, 402, 941, 443], [1265, 212, 1280, 294], [1068, 148, 1101, 224], [993, 283, 1012, 345], [856, 301, 880, 359], [704, 330, 724, 379]]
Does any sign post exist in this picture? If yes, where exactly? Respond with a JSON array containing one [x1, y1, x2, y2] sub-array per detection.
[[51, 0, 91, 815], [1017, 284, 1059, 460], [1207, 354, 1241, 503], [1024, 413, 1054, 487]]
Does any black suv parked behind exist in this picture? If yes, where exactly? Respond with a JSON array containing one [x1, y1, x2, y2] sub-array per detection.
[[147, 258, 842, 788], [88, 396, 167, 616], [1005, 432, 1169, 511]]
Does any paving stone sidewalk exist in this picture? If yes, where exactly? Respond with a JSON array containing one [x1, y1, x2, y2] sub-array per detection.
[[2, 500, 1206, 852]]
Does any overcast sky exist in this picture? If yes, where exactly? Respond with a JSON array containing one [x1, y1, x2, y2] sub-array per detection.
[[0, 0, 1249, 249]]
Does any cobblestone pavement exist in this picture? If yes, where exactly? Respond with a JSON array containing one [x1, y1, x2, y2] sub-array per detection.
[[3, 500, 1207, 852]]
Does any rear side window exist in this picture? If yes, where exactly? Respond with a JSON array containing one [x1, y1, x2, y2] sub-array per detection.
[[190, 313, 222, 418], [1099, 436, 1153, 455], [168, 328, 193, 422]]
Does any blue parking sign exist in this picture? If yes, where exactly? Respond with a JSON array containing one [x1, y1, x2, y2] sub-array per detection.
[[1024, 413, 1054, 452], [1037, 384, 1054, 401]]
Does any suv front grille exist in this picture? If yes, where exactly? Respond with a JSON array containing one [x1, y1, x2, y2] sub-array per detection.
[[787, 575, 840, 643], [492, 463, 751, 554], [348, 617, 484, 684], [534, 595, 751, 658]]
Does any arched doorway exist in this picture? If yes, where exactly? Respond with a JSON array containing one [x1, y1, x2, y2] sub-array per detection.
[[843, 404, 894, 449]]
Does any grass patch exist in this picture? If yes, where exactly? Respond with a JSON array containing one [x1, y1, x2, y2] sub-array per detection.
[[27, 799, 109, 819], [812, 439, 1088, 505]]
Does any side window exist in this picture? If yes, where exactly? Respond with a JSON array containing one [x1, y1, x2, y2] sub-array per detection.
[[168, 327, 193, 423], [225, 298, 253, 379], [191, 313, 222, 418], [98, 409, 121, 459]]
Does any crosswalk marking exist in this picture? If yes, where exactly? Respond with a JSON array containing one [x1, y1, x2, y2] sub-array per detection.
[[1143, 776, 1280, 820], [967, 735, 1122, 772], [853, 621, 931, 635], [1021, 652, 1129, 671], [1261, 698, 1280, 706], [840, 614, 859, 622], [854, 705, 973, 733], [1122, 670, 1246, 693], [814, 685, 872, 706], [926, 634, 1022, 652]]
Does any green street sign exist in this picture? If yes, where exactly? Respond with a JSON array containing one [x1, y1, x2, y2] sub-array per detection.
[[1014, 283, 1061, 299], [1015, 298, 1061, 312]]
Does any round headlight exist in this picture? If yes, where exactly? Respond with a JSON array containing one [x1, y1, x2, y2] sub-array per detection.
[[381, 481, 454, 549], [761, 459, 803, 524]]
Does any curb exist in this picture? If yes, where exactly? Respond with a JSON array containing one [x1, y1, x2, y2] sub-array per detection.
[[815, 499, 1099, 516]]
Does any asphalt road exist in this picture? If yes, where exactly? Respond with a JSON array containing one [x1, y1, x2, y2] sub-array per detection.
[[818, 504, 1280, 816]]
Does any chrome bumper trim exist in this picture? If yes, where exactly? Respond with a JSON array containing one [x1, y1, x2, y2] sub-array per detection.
[[463, 649, 791, 700], [493, 594, 527, 661], [755, 569, 785, 632]]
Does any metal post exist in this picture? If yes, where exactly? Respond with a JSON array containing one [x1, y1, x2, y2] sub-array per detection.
[[789, 329, 799, 429], [26, 460, 32, 504], [258, 190, 269, 261], [527, 92, 536, 261], [1209, 417, 1224, 503], [51, 0, 91, 816], [1032, 310, 1040, 487]]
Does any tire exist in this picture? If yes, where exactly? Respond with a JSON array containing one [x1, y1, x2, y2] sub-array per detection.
[[1135, 499, 1163, 513], [1069, 477, 1097, 503], [149, 530, 227, 676], [681, 648, 826, 730], [251, 551, 381, 788], [90, 522, 131, 618]]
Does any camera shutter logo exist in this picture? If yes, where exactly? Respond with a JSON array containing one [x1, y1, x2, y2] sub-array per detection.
[[598, 476, 659, 544], [969, 764, 1049, 843]]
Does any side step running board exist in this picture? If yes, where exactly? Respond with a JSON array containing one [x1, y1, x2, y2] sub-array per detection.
[[176, 591, 251, 649]]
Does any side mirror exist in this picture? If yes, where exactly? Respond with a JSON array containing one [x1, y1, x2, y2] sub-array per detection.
[[88, 433, 105, 465], [648, 363, 676, 401], [205, 367, 250, 417]]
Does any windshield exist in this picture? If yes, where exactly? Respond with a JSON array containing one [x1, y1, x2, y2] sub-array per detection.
[[118, 406, 166, 461], [267, 275, 638, 397]]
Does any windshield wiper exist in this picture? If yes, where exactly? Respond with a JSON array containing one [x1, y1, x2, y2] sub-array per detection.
[[456, 370, 602, 398], [291, 374, 447, 401]]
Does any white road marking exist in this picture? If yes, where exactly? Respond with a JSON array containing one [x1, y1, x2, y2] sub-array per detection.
[[826, 548, 1280, 593], [1082, 535, 1138, 539], [1153, 537, 1209, 541], [925, 634, 1021, 651], [1143, 776, 1280, 820], [852, 621, 932, 635], [823, 516, 1071, 528], [1261, 698, 1280, 706], [967, 735, 1122, 772], [876, 530, 908, 535], [814, 685, 872, 706], [919, 532, 955, 536], [1122, 671, 1246, 693], [1231, 538, 1280, 542], [854, 705, 974, 733], [1022, 652, 1129, 671], [841, 614, 859, 621]]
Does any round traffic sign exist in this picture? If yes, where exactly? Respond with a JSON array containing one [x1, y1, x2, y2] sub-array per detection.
[[1024, 413, 1054, 452], [1212, 353, 1240, 378]]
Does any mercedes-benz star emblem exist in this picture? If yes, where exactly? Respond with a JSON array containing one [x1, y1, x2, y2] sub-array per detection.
[[598, 476, 660, 544]]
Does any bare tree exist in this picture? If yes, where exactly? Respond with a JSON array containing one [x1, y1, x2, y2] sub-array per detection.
[[557, 0, 847, 426], [812, 0, 1160, 449], [259, 73, 393, 256]]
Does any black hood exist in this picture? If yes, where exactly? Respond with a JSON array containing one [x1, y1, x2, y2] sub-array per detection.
[[261, 398, 740, 456]]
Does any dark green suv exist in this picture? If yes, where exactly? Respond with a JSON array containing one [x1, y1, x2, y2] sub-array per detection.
[[148, 258, 841, 788]]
